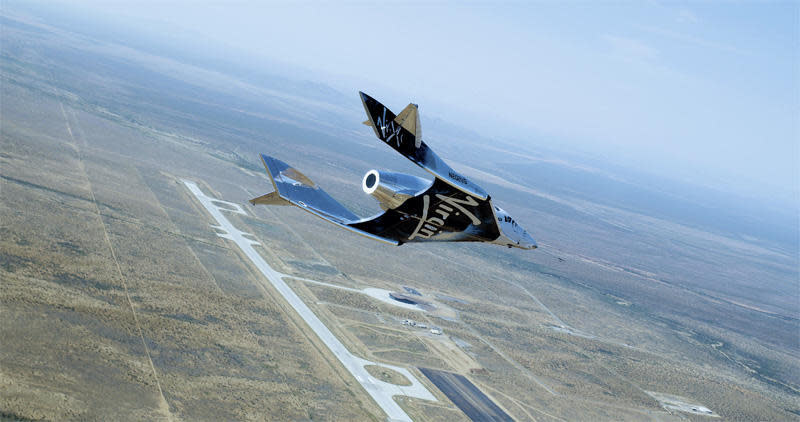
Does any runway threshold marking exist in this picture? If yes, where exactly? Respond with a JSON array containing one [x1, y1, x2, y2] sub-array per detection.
[[183, 180, 437, 422]]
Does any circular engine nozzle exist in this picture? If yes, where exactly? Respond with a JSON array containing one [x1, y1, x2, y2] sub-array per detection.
[[362, 169, 380, 194], [361, 169, 432, 210]]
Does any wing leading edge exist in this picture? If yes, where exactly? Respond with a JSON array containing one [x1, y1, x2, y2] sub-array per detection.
[[250, 154, 400, 245], [248, 92, 536, 249], [250, 154, 501, 246]]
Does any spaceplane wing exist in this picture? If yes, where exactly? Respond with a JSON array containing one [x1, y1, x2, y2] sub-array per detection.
[[250, 92, 537, 250]]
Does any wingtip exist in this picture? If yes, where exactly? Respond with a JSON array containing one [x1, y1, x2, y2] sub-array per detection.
[[260, 153, 288, 170], [358, 91, 373, 103]]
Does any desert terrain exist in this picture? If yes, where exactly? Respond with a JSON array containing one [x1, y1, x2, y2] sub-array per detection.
[[1, 8, 797, 421]]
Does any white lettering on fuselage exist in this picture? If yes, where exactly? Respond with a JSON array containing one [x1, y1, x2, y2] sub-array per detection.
[[408, 194, 481, 240], [435, 194, 481, 225]]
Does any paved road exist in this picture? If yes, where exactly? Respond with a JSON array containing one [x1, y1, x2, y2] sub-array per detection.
[[184, 180, 436, 422]]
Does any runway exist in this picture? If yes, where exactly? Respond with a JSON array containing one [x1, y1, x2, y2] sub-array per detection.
[[419, 367, 513, 422], [184, 180, 436, 422]]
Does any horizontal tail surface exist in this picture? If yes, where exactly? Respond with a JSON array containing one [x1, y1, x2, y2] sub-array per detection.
[[249, 191, 289, 206]]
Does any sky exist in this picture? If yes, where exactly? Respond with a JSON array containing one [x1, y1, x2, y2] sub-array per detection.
[[12, 1, 800, 203]]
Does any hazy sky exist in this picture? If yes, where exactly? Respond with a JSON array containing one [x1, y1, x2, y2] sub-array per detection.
[[16, 1, 800, 201]]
